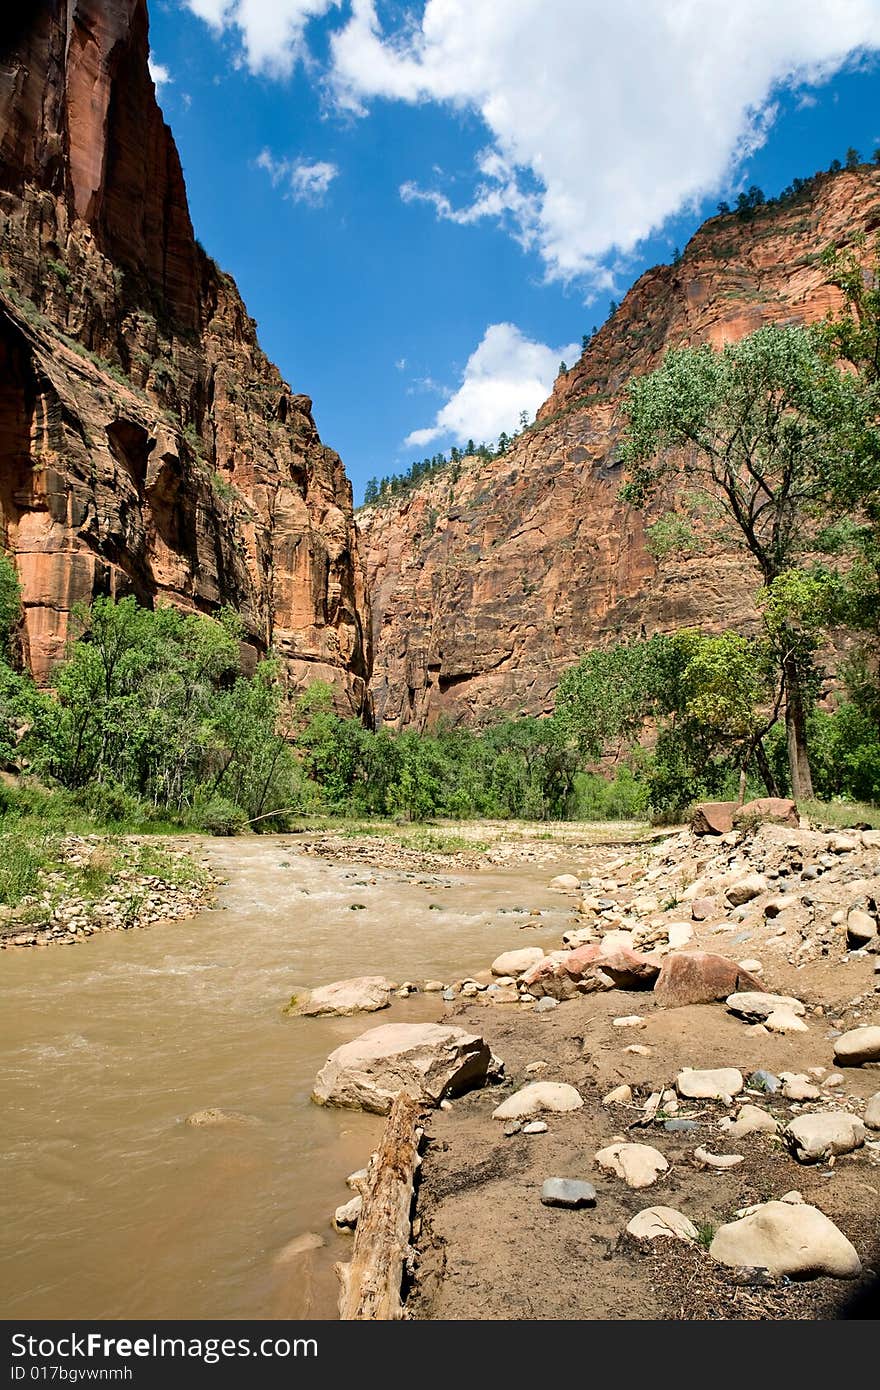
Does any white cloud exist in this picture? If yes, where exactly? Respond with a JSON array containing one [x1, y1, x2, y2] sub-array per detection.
[[329, 0, 880, 283], [148, 55, 172, 89], [183, 0, 340, 78], [257, 150, 339, 204], [404, 322, 579, 449]]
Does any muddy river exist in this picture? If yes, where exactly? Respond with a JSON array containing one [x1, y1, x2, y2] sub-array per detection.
[[0, 837, 571, 1320]]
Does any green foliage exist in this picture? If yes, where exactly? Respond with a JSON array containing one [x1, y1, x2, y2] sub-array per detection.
[[644, 513, 698, 560]]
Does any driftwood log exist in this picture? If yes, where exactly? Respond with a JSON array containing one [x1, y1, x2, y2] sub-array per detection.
[[336, 1091, 423, 1319]]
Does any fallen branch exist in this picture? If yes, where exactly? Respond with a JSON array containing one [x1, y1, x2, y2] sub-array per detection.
[[336, 1091, 424, 1320]]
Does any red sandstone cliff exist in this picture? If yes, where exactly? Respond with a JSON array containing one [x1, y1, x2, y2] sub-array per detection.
[[359, 168, 880, 729], [0, 0, 369, 711]]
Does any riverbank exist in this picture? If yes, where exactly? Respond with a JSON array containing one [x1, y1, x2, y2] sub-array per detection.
[[393, 817, 880, 1320], [0, 832, 219, 948]]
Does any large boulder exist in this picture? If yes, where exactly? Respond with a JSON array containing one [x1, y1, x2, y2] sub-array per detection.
[[726, 873, 768, 907], [490, 947, 546, 978], [296, 976, 396, 1017], [520, 940, 660, 1000], [691, 801, 737, 836], [834, 1026, 880, 1067], [312, 1023, 503, 1114], [653, 952, 764, 1008], [732, 797, 799, 829], [709, 1201, 861, 1280], [783, 1112, 866, 1163]]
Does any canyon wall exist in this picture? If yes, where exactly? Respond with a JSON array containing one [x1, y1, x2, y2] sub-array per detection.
[[0, 0, 370, 712], [360, 169, 880, 729]]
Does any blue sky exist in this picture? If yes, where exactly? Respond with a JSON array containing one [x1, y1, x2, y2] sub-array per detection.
[[146, 1, 880, 503]]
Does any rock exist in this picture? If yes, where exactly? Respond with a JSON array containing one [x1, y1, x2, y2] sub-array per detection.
[[693, 1146, 744, 1169], [780, 1073, 822, 1102], [503, 1121, 522, 1136], [534, 997, 559, 1013], [709, 1201, 861, 1280], [864, 1093, 880, 1129], [727, 991, 804, 1022], [490, 947, 546, 977], [312, 1022, 503, 1114], [626, 1207, 697, 1242], [525, 1061, 547, 1074], [828, 834, 858, 853], [676, 1068, 743, 1100], [765, 1007, 809, 1034], [747, 1069, 780, 1093], [783, 1112, 866, 1163], [442, 988, 457, 1001], [296, 976, 396, 1017], [692, 897, 718, 921], [540, 1178, 596, 1209], [738, 958, 763, 974], [346, 1167, 369, 1191], [612, 1015, 645, 1028], [764, 895, 798, 917], [666, 922, 694, 949], [492, 1082, 584, 1120], [725, 1105, 779, 1140], [521, 940, 660, 1000], [423, 980, 446, 992], [523, 1121, 548, 1134], [184, 1108, 258, 1128], [847, 910, 877, 946], [664, 1118, 698, 1132], [834, 1026, 880, 1066], [549, 874, 581, 891], [732, 797, 799, 829], [692, 802, 737, 836], [594, 1142, 668, 1189], [625, 1044, 651, 1056], [654, 953, 764, 1008], [333, 1195, 362, 1231], [603, 1084, 633, 1105], [726, 874, 768, 907]]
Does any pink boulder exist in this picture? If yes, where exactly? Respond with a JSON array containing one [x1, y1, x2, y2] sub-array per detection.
[[653, 952, 765, 1009], [733, 797, 799, 829], [691, 802, 737, 836], [522, 942, 660, 1001]]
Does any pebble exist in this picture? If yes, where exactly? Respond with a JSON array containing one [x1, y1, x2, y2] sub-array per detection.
[[540, 1178, 596, 1209], [492, 1082, 583, 1120], [693, 1146, 744, 1169], [747, 1069, 780, 1093], [612, 1015, 645, 1028], [664, 1118, 698, 1133], [624, 1044, 652, 1056], [626, 1207, 697, 1243], [594, 1142, 668, 1189], [533, 997, 558, 1013], [333, 1195, 362, 1231], [523, 1121, 548, 1135]]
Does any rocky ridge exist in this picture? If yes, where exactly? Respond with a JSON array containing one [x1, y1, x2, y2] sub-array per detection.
[[359, 168, 880, 729]]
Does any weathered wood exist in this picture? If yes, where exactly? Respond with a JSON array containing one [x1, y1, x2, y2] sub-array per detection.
[[336, 1091, 423, 1319]]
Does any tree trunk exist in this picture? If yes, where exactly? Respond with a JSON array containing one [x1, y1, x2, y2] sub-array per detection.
[[783, 655, 814, 801], [754, 739, 780, 798], [336, 1092, 423, 1320]]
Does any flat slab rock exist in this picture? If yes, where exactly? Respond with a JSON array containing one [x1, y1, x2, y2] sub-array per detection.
[[676, 1067, 744, 1100], [627, 1206, 697, 1242], [726, 991, 804, 1022], [783, 1112, 866, 1163], [654, 953, 764, 1008], [594, 1142, 668, 1189], [312, 1022, 502, 1114], [541, 1179, 596, 1209], [492, 1081, 583, 1121], [296, 976, 396, 1017], [709, 1201, 861, 1280]]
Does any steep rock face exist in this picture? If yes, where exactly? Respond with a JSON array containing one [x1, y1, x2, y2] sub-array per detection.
[[0, 0, 369, 711], [360, 170, 880, 729]]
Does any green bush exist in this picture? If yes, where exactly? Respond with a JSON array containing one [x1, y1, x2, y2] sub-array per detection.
[[191, 796, 247, 836]]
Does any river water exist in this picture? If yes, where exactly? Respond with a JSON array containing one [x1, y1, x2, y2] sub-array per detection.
[[0, 836, 571, 1320]]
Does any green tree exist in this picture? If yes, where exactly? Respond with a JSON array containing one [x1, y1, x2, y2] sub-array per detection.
[[620, 324, 870, 797], [845, 146, 861, 170]]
